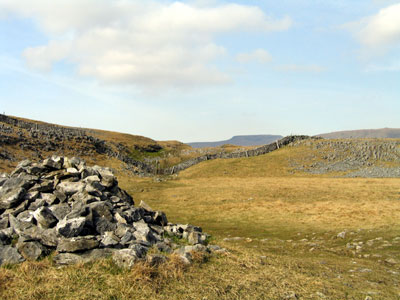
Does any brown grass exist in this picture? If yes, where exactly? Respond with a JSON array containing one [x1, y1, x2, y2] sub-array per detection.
[[2, 141, 400, 299]]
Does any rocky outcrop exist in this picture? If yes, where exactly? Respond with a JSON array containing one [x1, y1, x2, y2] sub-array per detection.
[[290, 139, 400, 177], [0, 157, 221, 267]]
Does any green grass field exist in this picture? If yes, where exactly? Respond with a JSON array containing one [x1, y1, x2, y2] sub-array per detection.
[[1, 145, 400, 299]]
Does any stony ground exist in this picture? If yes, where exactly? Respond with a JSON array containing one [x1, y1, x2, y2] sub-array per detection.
[[288, 139, 400, 177]]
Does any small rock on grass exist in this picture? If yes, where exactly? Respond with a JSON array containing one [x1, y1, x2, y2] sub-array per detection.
[[283, 291, 298, 299], [385, 258, 398, 265], [146, 254, 168, 267]]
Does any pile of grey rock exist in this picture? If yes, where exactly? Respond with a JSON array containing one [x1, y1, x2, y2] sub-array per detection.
[[289, 139, 400, 177], [0, 156, 222, 268]]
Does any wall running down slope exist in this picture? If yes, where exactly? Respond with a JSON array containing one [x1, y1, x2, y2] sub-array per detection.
[[0, 114, 155, 175], [163, 135, 312, 175], [0, 114, 311, 176]]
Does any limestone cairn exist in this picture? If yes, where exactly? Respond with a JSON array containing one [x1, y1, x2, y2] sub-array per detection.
[[0, 156, 221, 267]]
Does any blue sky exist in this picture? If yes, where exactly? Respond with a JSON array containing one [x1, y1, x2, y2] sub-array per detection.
[[0, 0, 399, 142]]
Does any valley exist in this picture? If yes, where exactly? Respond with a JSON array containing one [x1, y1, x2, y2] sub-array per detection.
[[1, 116, 400, 299]]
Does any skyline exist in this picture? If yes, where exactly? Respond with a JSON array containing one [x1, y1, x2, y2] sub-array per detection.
[[1, 0, 399, 142]]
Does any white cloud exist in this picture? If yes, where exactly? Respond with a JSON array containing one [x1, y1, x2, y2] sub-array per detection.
[[0, 0, 292, 89], [348, 3, 400, 51], [236, 49, 272, 64], [277, 64, 325, 73]]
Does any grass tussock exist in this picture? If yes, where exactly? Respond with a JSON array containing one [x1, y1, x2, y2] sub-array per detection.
[[0, 254, 191, 300]]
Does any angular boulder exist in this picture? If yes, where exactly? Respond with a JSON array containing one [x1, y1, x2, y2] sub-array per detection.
[[57, 236, 99, 253], [56, 181, 85, 196], [17, 241, 46, 260], [0, 245, 25, 266], [33, 207, 58, 229], [56, 217, 86, 238]]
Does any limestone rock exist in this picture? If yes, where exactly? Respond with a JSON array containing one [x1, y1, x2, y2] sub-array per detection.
[[0, 216, 9, 230], [49, 203, 72, 221], [120, 230, 136, 246], [17, 241, 46, 260], [39, 193, 58, 205], [56, 181, 85, 196], [39, 228, 59, 247], [53, 252, 84, 265], [133, 220, 156, 244], [0, 156, 218, 267], [57, 236, 99, 253], [53, 190, 67, 202], [0, 187, 26, 210], [100, 231, 120, 248], [0, 245, 25, 266], [0, 228, 13, 245], [153, 211, 168, 226], [139, 200, 153, 211], [188, 231, 202, 245], [112, 244, 147, 269], [94, 217, 117, 235], [56, 217, 86, 238], [112, 249, 140, 268], [54, 248, 115, 265], [42, 156, 63, 170], [177, 254, 192, 265], [33, 207, 58, 229], [9, 214, 35, 235], [146, 254, 168, 266]]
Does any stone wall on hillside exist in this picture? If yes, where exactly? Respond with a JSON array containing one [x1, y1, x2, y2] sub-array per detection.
[[0, 114, 156, 176], [0, 114, 314, 176], [0, 114, 88, 137], [162, 135, 313, 174]]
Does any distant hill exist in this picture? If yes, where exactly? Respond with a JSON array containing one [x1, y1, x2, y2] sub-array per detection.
[[187, 135, 283, 148], [317, 128, 400, 139]]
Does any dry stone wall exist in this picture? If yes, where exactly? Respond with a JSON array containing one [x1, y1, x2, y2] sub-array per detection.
[[162, 135, 313, 174], [0, 114, 156, 175], [0, 114, 313, 176]]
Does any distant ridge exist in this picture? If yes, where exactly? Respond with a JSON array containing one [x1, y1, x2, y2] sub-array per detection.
[[187, 135, 283, 148], [317, 128, 400, 139]]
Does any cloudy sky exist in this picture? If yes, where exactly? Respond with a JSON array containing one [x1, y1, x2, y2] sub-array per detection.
[[1, 0, 399, 142]]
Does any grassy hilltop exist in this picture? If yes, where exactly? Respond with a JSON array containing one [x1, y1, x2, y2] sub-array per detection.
[[1, 123, 400, 299]]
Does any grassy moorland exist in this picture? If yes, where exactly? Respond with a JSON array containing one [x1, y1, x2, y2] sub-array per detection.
[[1, 144, 400, 299]]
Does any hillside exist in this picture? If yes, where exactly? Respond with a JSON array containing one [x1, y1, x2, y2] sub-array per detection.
[[0, 114, 165, 175], [2, 121, 400, 299], [188, 134, 283, 148], [180, 138, 400, 179], [0, 114, 304, 176], [116, 138, 400, 299], [318, 128, 400, 139], [0, 114, 237, 175]]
